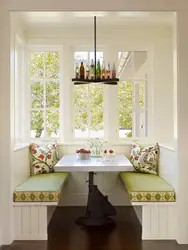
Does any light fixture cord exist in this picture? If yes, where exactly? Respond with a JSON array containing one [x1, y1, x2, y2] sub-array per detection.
[[94, 16, 96, 80]]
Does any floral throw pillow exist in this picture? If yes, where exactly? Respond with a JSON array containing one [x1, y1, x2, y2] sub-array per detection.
[[130, 143, 159, 175], [29, 143, 59, 175]]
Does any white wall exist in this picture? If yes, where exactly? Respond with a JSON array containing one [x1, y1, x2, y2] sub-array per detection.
[[152, 37, 174, 148]]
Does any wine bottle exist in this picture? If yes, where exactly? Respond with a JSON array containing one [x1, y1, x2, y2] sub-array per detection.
[[101, 60, 106, 79], [107, 62, 111, 79], [112, 62, 116, 79], [85, 63, 90, 79], [80, 62, 85, 79], [90, 59, 95, 79], [75, 63, 79, 79], [96, 59, 101, 80]]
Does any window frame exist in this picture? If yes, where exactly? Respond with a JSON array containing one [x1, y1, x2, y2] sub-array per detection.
[[73, 49, 105, 141], [117, 78, 148, 141], [14, 33, 28, 148], [26, 44, 151, 144], [27, 45, 63, 142]]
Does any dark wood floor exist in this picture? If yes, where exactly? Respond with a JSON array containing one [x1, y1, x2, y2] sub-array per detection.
[[2, 206, 188, 250]]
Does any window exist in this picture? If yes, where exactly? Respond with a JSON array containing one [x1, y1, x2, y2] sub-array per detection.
[[29, 50, 60, 139], [14, 34, 27, 146], [27, 47, 148, 142], [74, 51, 104, 138], [118, 51, 148, 138], [118, 80, 147, 138]]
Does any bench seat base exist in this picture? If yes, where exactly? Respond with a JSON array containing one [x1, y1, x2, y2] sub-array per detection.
[[13, 203, 57, 240], [133, 202, 176, 240]]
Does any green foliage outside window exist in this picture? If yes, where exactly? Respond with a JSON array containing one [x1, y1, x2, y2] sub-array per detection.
[[30, 52, 145, 138]]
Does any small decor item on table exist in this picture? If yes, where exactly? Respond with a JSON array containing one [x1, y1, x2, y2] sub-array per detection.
[[76, 148, 91, 160], [103, 149, 115, 158], [87, 137, 107, 157], [130, 142, 159, 175], [29, 143, 59, 175]]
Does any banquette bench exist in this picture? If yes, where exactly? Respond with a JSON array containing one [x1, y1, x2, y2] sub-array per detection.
[[120, 172, 176, 240], [13, 172, 69, 240]]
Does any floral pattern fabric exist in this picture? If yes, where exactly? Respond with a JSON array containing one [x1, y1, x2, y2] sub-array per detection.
[[130, 143, 159, 175], [14, 191, 61, 202], [128, 191, 175, 202], [29, 143, 59, 175]]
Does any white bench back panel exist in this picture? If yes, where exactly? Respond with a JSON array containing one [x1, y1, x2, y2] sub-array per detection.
[[159, 145, 177, 191]]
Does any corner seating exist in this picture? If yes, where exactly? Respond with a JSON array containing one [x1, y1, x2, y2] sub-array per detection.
[[13, 172, 69, 240], [120, 172, 176, 240]]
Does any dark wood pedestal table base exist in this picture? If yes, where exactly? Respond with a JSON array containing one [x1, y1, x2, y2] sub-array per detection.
[[54, 154, 133, 227], [75, 171, 117, 226]]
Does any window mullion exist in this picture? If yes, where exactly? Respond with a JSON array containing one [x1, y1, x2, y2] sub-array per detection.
[[88, 85, 91, 138], [43, 52, 47, 138]]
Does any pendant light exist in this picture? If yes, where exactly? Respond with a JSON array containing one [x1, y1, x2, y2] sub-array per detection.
[[72, 16, 119, 85]]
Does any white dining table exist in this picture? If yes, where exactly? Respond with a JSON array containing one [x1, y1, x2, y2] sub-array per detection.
[[54, 154, 133, 227], [54, 154, 134, 172]]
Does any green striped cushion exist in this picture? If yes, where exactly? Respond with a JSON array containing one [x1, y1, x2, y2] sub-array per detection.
[[14, 173, 69, 202], [120, 172, 175, 202]]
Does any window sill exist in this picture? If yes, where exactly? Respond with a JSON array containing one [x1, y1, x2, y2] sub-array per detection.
[[14, 143, 29, 152]]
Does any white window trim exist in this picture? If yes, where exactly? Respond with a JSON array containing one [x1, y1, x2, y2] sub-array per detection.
[[14, 33, 29, 148], [27, 45, 63, 142], [26, 43, 152, 145]]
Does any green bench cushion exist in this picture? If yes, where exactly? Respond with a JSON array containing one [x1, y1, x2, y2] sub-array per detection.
[[14, 173, 69, 202], [120, 172, 175, 202]]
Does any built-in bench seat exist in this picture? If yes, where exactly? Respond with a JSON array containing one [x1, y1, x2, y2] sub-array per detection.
[[13, 172, 69, 240], [120, 172, 175, 202], [120, 172, 176, 240], [14, 172, 69, 202]]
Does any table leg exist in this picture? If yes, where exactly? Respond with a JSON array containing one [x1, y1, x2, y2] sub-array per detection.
[[75, 171, 117, 226]]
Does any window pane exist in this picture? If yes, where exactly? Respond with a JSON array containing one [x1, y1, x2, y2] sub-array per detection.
[[46, 52, 60, 79], [75, 110, 88, 138], [90, 84, 104, 109], [30, 111, 44, 138], [74, 51, 88, 64], [46, 110, 60, 137], [74, 85, 88, 109], [90, 52, 103, 64], [90, 110, 104, 138], [139, 82, 145, 108], [46, 81, 60, 108], [31, 82, 44, 108], [119, 109, 132, 138], [30, 52, 44, 79], [119, 81, 132, 109]]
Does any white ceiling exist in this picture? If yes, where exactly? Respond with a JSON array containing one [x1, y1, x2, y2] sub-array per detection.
[[15, 11, 174, 29]]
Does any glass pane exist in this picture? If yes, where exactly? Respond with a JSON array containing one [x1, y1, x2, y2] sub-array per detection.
[[46, 110, 60, 137], [74, 51, 88, 65], [90, 52, 103, 64], [46, 81, 60, 108], [30, 111, 44, 138], [139, 82, 145, 108], [75, 110, 88, 138], [90, 84, 104, 109], [74, 85, 88, 109], [46, 52, 60, 79], [90, 110, 104, 137], [119, 109, 132, 138], [118, 81, 132, 109], [30, 52, 44, 79], [31, 82, 44, 108]]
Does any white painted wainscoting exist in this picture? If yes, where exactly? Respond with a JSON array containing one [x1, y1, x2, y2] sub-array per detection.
[[134, 202, 177, 240], [13, 203, 57, 240]]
